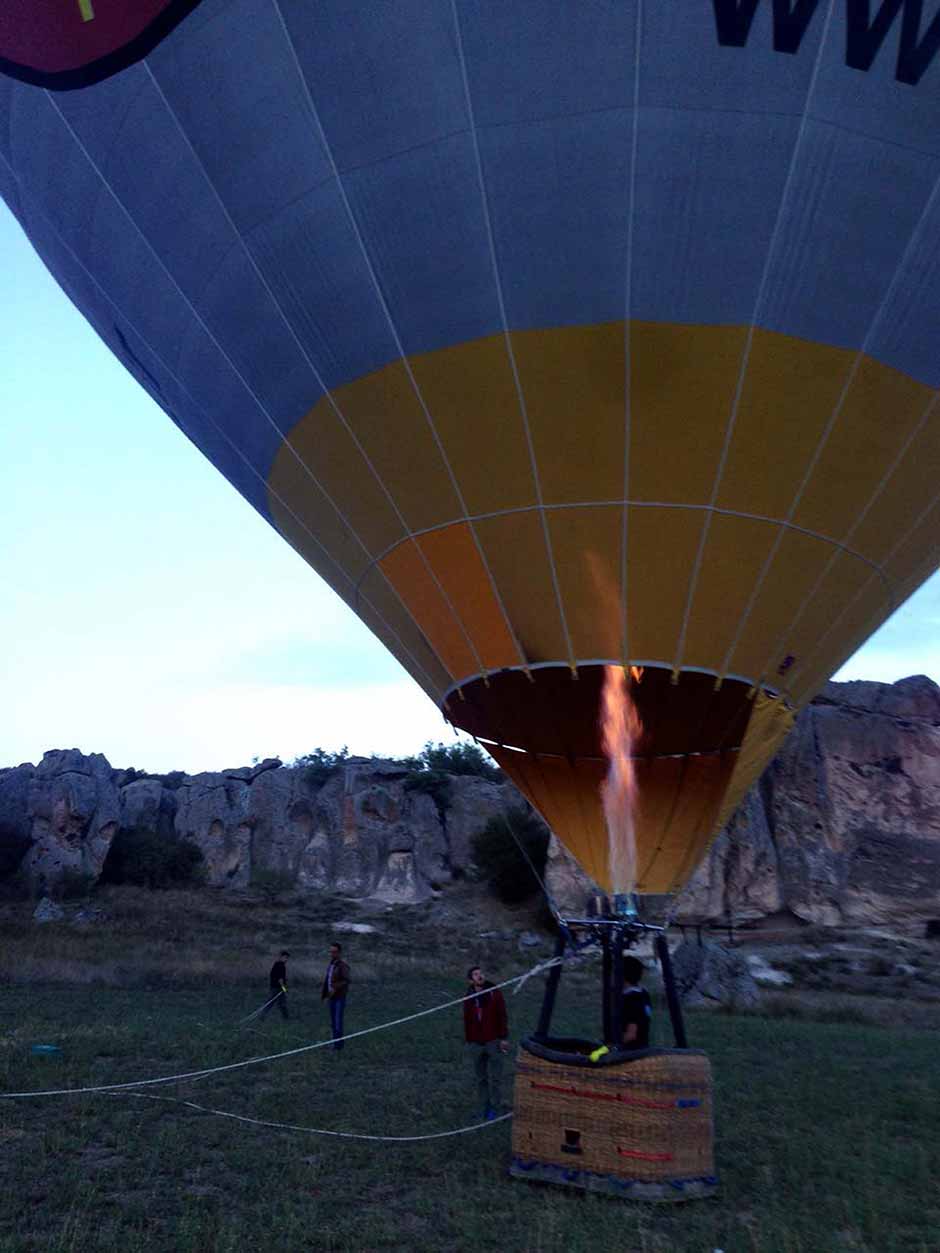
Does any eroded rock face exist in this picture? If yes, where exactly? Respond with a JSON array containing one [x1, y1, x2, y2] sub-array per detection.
[[682, 790, 782, 923], [544, 833, 593, 915], [763, 677, 940, 926], [20, 750, 120, 888], [174, 771, 252, 887], [446, 776, 510, 869], [33, 896, 65, 924], [120, 779, 176, 840], [5, 675, 940, 924], [373, 851, 429, 904], [671, 938, 760, 1009]]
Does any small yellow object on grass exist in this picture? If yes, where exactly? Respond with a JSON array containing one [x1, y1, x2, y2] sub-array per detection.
[[588, 1045, 609, 1063]]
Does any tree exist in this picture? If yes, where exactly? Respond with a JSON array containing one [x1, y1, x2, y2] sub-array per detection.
[[471, 808, 550, 904], [100, 828, 204, 889], [411, 741, 503, 782], [293, 747, 349, 788]]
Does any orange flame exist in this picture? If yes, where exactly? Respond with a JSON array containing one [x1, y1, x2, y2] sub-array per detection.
[[600, 664, 644, 895]]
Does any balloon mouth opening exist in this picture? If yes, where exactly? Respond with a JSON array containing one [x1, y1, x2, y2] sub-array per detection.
[[446, 662, 763, 757], [448, 664, 765, 895]]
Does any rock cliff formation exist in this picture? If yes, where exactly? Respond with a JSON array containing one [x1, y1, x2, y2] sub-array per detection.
[[1, 676, 938, 926], [680, 674, 940, 927], [0, 750, 512, 907]]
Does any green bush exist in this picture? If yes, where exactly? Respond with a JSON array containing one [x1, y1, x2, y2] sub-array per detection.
[[59, 868, 96, 901], [403, 768, 452, 816], [409, 741, 503, 781], [293, 746, 349, 788], [470, 807, 550, 904], [250, 867, 296, 902], [100, 827, 205, 890], [0, 820, 31, 878], [119, 767, 149, 785]]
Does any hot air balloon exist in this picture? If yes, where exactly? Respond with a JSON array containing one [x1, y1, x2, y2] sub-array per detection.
[[4, 0, 940, 1201]]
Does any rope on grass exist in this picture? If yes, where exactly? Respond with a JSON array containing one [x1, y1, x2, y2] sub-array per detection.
[[0, 958, 563, 1100], [237, 991, 283, 1025], [115, 1090, 513, 1141]]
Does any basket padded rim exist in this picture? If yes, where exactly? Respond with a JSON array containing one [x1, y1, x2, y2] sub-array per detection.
[[521, 1035, 709, 1068]]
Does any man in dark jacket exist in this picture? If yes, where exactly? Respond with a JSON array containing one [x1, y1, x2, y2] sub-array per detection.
[[260, 950, 290, 1020], [463, 965, 509, 1120], [321, 942, 350, 1050]]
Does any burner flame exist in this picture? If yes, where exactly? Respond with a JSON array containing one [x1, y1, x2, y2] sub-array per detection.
[[600, 664, 643, 895]]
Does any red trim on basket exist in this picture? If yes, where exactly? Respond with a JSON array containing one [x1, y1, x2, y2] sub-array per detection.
[[529, 1080, 677, 1110], [617, 1147, 674, 1162]]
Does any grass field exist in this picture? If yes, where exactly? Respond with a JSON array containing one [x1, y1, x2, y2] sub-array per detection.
[[0, 891, 937, 1252]]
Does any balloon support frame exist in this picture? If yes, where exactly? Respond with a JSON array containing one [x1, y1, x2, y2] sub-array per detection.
[[508, 903, 717, 1201]]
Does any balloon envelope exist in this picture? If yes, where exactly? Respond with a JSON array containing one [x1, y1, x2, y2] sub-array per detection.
[[3, 1, 939, 894]]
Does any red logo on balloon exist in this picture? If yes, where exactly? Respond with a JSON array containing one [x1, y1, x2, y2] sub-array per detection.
[[0, 0, 202, 90]]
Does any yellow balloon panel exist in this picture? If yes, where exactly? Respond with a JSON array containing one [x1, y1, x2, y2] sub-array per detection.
[[408, 335, 537, 518], [513, 323, 626, 506], [489, 749, 610, 889], [849, 413, 940, 565], [773, 547, 887, 703], [379, 539, 481, 680], [624, 505, 703, 665], [489, 739, 738, 896], [473, 511, 570, 667], [268, 440, 391, 585], [329, 360, 463, 535], [716, 332, 852, 519], [628, 323, 748, 506], [714, 692, 797, 835], [793, 357, 933, 543], [681, 513, 779, 675], [415, 524, 522, 673], [724, 528, 849, 684], [546, 506, 623, 662], [270, 406, 404, 569]]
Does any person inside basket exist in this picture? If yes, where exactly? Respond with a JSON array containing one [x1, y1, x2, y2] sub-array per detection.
[[463, 965, 509, 1121], [621, 955, 652, 1049]]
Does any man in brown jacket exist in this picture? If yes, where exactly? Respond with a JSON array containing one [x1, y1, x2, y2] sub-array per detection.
[[321, 942, 350, 1051], [463, 965, 509, 1120]]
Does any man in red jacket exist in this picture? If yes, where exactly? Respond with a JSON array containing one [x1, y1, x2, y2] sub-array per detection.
[[463, 965, 509, 1121]]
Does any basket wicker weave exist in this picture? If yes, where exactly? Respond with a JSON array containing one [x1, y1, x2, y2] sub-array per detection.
[[509, 1037, 716, 1201]]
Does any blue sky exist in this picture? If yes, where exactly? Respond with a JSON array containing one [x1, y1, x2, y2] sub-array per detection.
[[2, 203, 938, 773]]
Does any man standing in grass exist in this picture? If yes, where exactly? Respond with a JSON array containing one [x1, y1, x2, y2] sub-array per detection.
[[463, 965, 509, 1121], [260, 950, 290, 1021], [321, 941, 350, 1050]]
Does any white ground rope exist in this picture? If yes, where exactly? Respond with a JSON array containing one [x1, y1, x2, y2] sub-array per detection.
[[115, 1090, 513, 1141], [237, 990, 283, 1025], [510, 952, 578, 994], [0, 958, 562, 1100]]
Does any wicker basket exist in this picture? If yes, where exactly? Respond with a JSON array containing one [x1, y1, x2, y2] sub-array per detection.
[[509, 1037, 717, 1201]]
